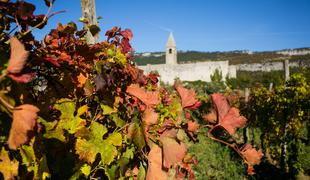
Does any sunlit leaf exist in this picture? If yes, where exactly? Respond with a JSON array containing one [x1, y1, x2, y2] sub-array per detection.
[[0, 148, 19, 180]]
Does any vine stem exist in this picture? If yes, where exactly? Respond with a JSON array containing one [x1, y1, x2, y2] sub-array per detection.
[[206, 126, 249, 165], [0, 94, 14, 111]]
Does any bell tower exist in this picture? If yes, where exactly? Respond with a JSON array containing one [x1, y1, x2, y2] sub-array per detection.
[[166, 32, 177, 65]]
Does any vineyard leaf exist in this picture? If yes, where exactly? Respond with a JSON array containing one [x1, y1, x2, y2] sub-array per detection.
[[8, 72, 35, 83], [115, 49, 127, 65], [187, 120, 199, 132], [211, 93, 230, 121], [142, 107, 158, 126], [146, 144, 168, 180], [80, 164, 91, 177], [7, 37, 29, 74], [20, 143, 50, 179], [174, 81, 200, 109], [220, 107, 247, 135], [137, 163, 146, 180], [127, 121, 146, 149], [77, 73, 87, 88], [101, 104, 116, 115], [240, 144, 263, 175], [8, 104, 39, 150], [75, 122, 119, 165], [105, 132, 122, 146], [160, 136, 187, 168], [121, 29, 133, 40], [54, 99, 87, 134], [0, 148, 19, 180], [203, 110, 217, 124], [110, 114, 126, 127], [126, 84, 160, 107], [39, 118, 65, 142]]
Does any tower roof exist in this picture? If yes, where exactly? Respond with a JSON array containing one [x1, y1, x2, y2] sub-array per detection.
[[166, 32, 176, 47]]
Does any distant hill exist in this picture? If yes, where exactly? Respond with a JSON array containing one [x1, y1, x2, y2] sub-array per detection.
[[133, 48, 310, 66]]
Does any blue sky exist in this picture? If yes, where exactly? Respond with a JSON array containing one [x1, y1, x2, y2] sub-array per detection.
[[29, 0, 310, 52]]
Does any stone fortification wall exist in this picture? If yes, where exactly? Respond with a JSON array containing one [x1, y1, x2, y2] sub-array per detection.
[[236, 62, 300, 72], [139, 61, 234, 84]]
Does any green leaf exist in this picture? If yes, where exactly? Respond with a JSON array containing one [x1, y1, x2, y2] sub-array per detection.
[[105, 132, 122, 146], [110, 114, 126, 127], [20, 143, 50, 180], [127, 121, 145, 149], [54, 99, 87, 134], [137, 162, 146, 180], [80, 164, 91, 177], [75, 122, 121, 165], [101, 104, 116, 115], [115, 49, 127, 65], [0, 147, 19, 180]]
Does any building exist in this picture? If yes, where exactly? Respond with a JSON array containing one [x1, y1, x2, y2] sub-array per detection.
[[138, 32, 236, 84]]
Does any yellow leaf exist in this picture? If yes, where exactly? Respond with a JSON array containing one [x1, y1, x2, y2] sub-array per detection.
[[0, 148, 19, 179]]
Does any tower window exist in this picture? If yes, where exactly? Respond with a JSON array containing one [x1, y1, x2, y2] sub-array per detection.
[[169, 49, 172, 54]]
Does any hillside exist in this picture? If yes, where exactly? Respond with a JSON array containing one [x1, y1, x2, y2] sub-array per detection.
[[133, 48, 310, 66]]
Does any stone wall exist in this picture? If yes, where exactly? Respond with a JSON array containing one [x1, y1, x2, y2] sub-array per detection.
[[139, 60, 234, 84], [236, 62, 300, 72]]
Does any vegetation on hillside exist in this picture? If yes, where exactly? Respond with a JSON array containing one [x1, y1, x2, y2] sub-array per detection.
[[134, 51, 310, 66]]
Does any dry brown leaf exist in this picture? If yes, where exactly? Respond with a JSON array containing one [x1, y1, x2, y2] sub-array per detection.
[[174, 81, 200, 109], [146, 144, 168, 180], [211, 93, 230, 120], [8, 104, 39, 150], [160, 136, 187, 168], [7, 37, 29, 74], [142, 107, 158, 126], [126, 84, 160, 107]]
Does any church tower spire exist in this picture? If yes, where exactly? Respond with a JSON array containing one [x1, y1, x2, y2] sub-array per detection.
[[166, 32, 177, 65]]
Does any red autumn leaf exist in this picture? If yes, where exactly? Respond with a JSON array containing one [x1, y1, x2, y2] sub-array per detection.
[[142, 107, 158, 126], [187, 121, 199, 132], [126, 84, 160, 107], [203, 110, 217, 124], [146, 144, 168, 180], [211, 93, 230, 120], [44, 56, 61, 67], [8, 104, 40, 150], [8, 72, 35, 83], [174, 81, 200, 109], [7, 37, 29, 74], [160, 136, 187, 168], [240, 144, 263, 175], [211, 93, 247, 134], [220, 107, 247, 135], [121, 28, 133, 40]]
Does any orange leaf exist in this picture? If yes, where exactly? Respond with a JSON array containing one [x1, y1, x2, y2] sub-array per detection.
[[174, 81, 200, 109], [211, 93, 247, 134], [7, 37, 29, 74], [77, 73, 87, 88], [187, 121, 199, 132], [211, 93, 230, 120], [220, 107, 247, 135], [8, 104, 39, 150], [240, 144, 263, 175], [146, 144, 168, 180], [126, 84, 160, 107], [160, 136, 187, 168], [142, 107, 158, 126], [203, 110, 217, 124]]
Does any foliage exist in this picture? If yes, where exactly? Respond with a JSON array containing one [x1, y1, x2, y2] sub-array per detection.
[[0, 1, 261, 179], [245, 72, 310, 177], [188, 128, 246, 180]]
